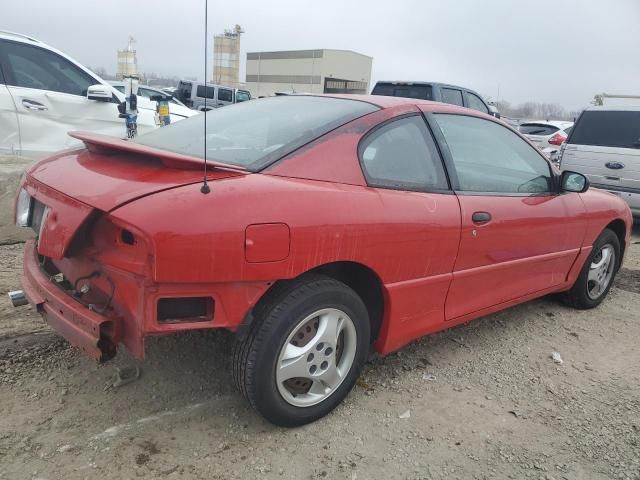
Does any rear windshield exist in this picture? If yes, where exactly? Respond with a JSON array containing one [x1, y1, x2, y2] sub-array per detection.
[[372, 83, 433, 100], [133, 96, 378, 170], [519, 123, 559, 136], [568, 110, 640, 149]]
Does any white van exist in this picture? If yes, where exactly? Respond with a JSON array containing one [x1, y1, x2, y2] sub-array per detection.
[[559, 106, 640, 216], [175, 80, 251, 111]]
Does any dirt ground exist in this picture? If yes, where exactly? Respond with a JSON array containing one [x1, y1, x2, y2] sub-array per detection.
[[0, 157, 639, 480]]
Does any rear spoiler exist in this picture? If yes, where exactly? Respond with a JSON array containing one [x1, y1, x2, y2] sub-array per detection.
[[68, 131, 247, 171]]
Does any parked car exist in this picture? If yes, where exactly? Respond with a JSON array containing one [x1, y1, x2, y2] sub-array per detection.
[[519, 120, 573, 156], [371, 81, 499, 117], [109, 81, 189, 108], [0, 30, 197, 159], [175, 80, 251, 111], [558, 106, 640, 216], [11, 95, 631, 426]]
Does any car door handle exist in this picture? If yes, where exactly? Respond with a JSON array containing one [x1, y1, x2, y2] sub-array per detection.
[[472, 211, 492, 224], [22, 99, 48, 111]]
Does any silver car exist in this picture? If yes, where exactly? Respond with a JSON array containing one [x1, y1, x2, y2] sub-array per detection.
[[559, 106, 640, 216]]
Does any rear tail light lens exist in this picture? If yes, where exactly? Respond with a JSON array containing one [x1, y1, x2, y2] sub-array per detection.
[[548, 133, 566, 146], [15, 188, 32, 227]]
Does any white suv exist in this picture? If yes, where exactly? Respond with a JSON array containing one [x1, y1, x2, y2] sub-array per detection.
[[559, 105, 640, 216], [0, 30, 197, 159]]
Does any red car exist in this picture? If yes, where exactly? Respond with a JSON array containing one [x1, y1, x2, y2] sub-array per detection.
[[12, 95, 632, 426]]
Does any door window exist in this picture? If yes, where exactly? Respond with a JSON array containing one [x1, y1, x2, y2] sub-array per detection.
[[218, 88, 233, 102], [441, 88, 464, 106], [359, 116, 448, 191], [466, 92, 489, 113], [435, 114, 553, 194], [2, 41, 94, 96], [196, 85, 215, 99], [236, 90, 251, 102]]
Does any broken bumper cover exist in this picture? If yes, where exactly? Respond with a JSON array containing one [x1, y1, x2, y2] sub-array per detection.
[[21, 240, 118, 361]]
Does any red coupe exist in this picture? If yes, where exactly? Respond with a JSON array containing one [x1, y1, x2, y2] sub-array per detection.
[[12, 95, 632, 426]]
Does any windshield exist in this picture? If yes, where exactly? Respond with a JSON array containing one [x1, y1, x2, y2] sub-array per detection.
[[372, 83, 433, 100], [568, 110, 640, 148], [519, 123, 559, 136], [133, 96, 378, 170]]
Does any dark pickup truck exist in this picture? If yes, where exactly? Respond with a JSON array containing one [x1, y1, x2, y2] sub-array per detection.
[[372, 81, 500, 117]]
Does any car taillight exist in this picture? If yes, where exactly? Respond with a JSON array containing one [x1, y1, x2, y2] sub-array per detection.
[[548, 133, 566, 146]]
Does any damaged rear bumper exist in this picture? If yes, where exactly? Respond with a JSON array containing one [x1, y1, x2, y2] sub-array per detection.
[[21, 240, 118, 361]]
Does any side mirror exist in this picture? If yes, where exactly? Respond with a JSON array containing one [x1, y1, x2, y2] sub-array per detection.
[[87, 84, 113, 102], [561, 171, 589, 193]]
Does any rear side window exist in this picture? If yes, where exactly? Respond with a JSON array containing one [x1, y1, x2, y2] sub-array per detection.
[[466, 92, 489, 114], [196, 85, 215, 99], [441, 88, 464, 106], [218, 88, 233, 102], [435, 114, 552, 194], [569, 110, 640, 149], [372, 83, 433, 100], [519, 123, 560, 136], [2, 41, 94, 96], [134, 96, 378, 170], [359, 116, 448, 191], [236, 90, 251, 102]]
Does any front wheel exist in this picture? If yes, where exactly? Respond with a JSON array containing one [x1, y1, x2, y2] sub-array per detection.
[[565, 229, 620, 309], [232, 275, 370, 426]]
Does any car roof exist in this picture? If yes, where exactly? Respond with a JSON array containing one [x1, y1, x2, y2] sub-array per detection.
[[374, 80, 482, 94], [302, 94, 487, 117], [0, 30, 40, 44], [520, 120, 573, 128], [584, 105, 640, 112]]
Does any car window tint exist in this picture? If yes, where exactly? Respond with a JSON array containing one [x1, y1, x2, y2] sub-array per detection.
[[436, 114, 552, 194], [196, 85, 215, 99], [3, 41, 93, 96], [134, 96, 378, 170], [372, 83, 433, 100], [236, 90, 251, 102], [568, 110, 640, 148], [113, 85, 125, 93], [441, 88, 464, 106], [218, 88, 233, 102], [138, 87, 156, 98], [466, 92, 489, 113], [360, 116, 447, 191], [519, 123, 559, 136]]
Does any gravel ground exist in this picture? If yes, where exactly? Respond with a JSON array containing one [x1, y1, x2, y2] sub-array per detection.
[[0, 161, 639, 479]]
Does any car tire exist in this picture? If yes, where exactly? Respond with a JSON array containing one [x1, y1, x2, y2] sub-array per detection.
[[232, 274, 370, 427], [565, 229, 620, 309]]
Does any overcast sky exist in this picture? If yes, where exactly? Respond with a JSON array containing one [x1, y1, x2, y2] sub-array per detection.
[[4, 0, 639, 110]]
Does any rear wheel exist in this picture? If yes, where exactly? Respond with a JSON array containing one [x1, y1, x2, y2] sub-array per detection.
[[565, 229, 620, 309], [232, 275, 370, 426]]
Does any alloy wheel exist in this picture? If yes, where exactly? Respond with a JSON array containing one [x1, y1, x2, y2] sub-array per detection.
[[276, 308, 357, 407], [587, 244, 615, 300]]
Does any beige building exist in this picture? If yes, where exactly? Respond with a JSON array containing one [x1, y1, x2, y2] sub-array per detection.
[[116, 36, 138, 79], [245, 49, 372, 97], [212, 25, 243, 87]]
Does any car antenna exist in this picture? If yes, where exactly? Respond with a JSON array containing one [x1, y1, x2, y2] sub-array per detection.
[[200, 0, 211, 194]]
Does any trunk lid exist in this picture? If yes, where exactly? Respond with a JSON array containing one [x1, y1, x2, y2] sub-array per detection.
[[27, 131, 246, 213], [24, 132, 246, 259]]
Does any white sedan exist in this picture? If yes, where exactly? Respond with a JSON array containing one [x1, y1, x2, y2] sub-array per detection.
[[519, 120, 574, 156], [0, 30, 197, 159]]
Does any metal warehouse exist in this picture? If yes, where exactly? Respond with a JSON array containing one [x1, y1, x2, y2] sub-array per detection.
[[245, 49, 372, 97]]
